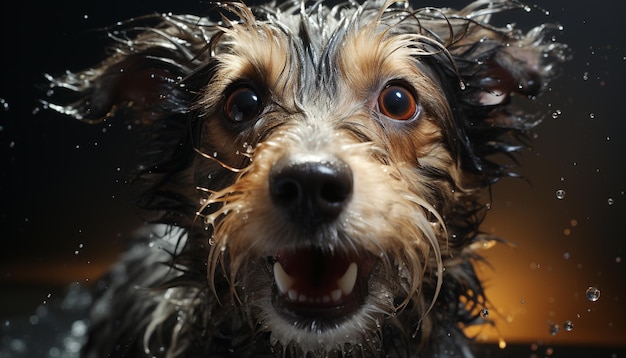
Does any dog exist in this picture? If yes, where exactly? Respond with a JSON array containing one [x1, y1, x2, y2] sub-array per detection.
[[44, 0, 566, 357]]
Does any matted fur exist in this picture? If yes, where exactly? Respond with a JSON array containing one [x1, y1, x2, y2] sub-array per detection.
[[46, 0, 567, 357]]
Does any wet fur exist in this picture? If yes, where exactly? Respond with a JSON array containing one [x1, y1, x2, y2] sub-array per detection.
[[46, 1, 566, 357]]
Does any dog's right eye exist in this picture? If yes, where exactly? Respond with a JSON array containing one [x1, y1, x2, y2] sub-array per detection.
[[377, 83, 419, 122], [224, 86, 261, 123]]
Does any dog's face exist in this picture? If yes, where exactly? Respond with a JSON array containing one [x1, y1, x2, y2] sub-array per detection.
[[48, 0, 566, 356], [199, 11, 455, 350]]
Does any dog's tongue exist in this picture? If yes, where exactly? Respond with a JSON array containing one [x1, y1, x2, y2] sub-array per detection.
[[273, 248, 357, 306]]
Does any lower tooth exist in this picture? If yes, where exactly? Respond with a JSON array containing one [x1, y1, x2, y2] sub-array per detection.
[[337, 262, 358, 295], [288, 289, 298, 301]]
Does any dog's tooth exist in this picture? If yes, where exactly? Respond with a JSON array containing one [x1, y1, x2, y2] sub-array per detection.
[[337, 262, 358, 295], [288, 289, 298, 301], [330, 289, 342, 302], [273, 262, 294, 294]]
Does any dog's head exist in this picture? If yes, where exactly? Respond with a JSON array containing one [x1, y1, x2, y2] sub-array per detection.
[[47, 0, 566, 356]]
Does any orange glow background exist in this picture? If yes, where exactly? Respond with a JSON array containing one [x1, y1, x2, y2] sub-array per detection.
[[0, 0, 624, 354]]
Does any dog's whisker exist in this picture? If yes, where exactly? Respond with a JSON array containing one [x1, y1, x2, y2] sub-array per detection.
[[194, 147, 246, 173]]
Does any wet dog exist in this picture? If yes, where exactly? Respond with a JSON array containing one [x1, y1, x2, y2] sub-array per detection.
[[46, 0, 566, 356]]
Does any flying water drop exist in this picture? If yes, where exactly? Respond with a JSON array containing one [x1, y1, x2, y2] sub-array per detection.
[[564, 320, 574, 332], [556, 189, 566, 200], [585, 286, 600, 302]]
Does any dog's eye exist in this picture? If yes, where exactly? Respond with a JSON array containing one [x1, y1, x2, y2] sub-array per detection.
[[224, 86, 261, 123], [377, 84, 419, 121]]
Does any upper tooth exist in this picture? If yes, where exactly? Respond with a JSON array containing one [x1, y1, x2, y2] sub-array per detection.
[[273, 262, 294, 294], [337, 262, 358, 295]]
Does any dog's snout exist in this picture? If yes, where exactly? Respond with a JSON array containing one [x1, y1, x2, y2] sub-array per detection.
[[269, 154, 353, 226]]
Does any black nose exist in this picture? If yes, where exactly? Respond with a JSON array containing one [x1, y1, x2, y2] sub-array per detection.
[[269, 154, 353, 228]]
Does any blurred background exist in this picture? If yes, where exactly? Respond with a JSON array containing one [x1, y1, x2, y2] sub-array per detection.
[[0, 0, 624, 357]]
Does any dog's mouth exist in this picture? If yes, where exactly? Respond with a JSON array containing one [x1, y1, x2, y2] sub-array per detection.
[[271, 248, 377, 326]]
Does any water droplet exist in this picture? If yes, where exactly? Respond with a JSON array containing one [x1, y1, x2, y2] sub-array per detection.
[[10, 338, 26, 353], [607, 197, 614, 205], [549, 323, 560, 336], [480, 308, 489, 318], [582, 72, 589, 81], [585, 286, 600, 302], [29, 314, 39, 325], [556, 189, 566, 200], [498, 338, 507, 349], [563, 252, 570, 259], [589, 113, 595, 119], [71, 320, 88, 336], [564, 320, 574, 332]]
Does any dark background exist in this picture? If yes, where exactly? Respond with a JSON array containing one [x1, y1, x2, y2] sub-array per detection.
[[0, 0, 624, 356]]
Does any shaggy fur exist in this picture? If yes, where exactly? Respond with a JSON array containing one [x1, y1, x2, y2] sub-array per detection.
[[46, 0, 566, 357]]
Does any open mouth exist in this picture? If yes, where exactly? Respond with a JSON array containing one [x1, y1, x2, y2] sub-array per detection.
[[272, 248, 377, 325]]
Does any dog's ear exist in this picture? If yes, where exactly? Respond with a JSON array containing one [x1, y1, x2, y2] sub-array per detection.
[[45, 15, 212, 124], [44, 15, 220, 224], [449, 26, 562, 107], [438, 20, 567, 179]]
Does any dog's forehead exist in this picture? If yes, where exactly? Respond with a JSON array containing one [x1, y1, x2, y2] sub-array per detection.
[[208, 6, 447, 114]]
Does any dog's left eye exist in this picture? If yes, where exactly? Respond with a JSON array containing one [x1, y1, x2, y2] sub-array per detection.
[[224, 86, 261, 123], [377, 84, 419, 121]]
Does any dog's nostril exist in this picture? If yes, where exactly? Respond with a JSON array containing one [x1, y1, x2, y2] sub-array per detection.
[[269, 155, 353, 226]]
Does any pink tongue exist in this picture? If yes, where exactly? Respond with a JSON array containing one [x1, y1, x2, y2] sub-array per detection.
[[276, 249, 351, 296]]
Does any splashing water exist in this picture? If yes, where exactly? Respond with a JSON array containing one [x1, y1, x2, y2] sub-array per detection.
[[480, 308, 489, 318], [549, 323, 560, 336], [585, 286, 601, 302], [563, 320, 574, 332]]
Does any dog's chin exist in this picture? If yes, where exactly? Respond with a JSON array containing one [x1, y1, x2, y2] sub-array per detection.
[[244, 247, 392, 352]]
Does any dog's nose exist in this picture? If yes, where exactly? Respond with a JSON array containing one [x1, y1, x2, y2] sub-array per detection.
[[269, 154, 353, 227]]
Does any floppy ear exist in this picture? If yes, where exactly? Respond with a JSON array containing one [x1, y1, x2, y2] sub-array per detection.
[[45, 14, 213, 124], [45, 14, 218, 224], [438, 10, 568, 179], [450, 26, 562, 107]]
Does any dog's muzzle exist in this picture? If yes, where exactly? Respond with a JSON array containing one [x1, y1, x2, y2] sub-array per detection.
[[267, 154, 377, 326]]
